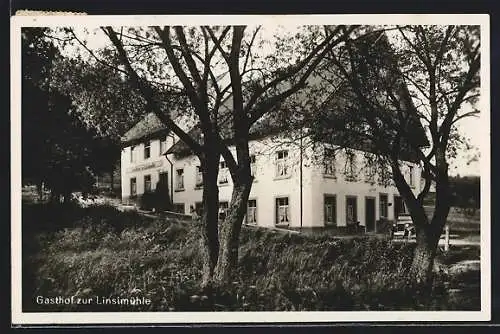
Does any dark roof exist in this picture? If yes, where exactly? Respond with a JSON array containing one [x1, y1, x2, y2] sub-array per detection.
[[121, 112, 170, 146], [165, 115, 284, 156], [139, 32, 428, 161]]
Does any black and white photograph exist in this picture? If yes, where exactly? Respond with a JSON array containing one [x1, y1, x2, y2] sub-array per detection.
[[11, 14, 490, 324]]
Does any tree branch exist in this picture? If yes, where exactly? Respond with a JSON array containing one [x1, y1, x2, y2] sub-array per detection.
[[153, 26, 206, 119], [247, 26, 358, 124], [244, 26, 353, 116], [103, 26, 203, 156], [174, 26, 204, 88]]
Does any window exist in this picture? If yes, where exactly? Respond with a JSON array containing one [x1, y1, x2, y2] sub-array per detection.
[[246, 199, 257, 225], [219, 201, 229, 221], [364, 156, 377, 185], [365, 165, 376, 184], [346, 196, 358, 224], [130, 177, 137, 197], [144, 175, 152, 193], [160, 138, 168, 155], [218, 160, 229, 184], [276, 197, 290, 225], [173, 203, 185, 214], [344, 151, 357, 182], [275, 150, 289, 178], [409, 165, 414, 187], [324, 195, 337, 226], [176, 169, 184, 190], [195, 166, 203, 187], [250, 155, 256, 178], [378, 164, 393, 187], [144, 141, 151, 159], [323, 148, 337, 177], [379, 194, 388, 218], [130, 146, 136, 163]]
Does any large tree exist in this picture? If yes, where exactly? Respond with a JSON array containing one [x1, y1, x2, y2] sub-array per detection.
[[311, 25, 480, 283], [61, 25, 360, 287], [22, 28, 104, 201]]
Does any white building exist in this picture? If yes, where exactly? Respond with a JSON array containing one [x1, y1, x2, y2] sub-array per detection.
[[121, 112, 422, 232]]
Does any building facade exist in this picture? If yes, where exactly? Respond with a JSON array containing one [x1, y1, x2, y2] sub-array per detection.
[[121, 113, 421, 232]]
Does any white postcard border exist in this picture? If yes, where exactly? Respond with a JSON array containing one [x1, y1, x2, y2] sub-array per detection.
[[11, 13, 491, 324]]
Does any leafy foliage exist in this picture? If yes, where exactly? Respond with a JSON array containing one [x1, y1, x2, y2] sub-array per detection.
[[304, 25, 481, 281], [23, 204, 480, 311], [22, 28, 122, 198], [449, 175, 480, 215]]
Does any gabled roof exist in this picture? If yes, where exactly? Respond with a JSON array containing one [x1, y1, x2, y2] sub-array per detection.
[[129, 32, 428, 161], [164, 115, 285, 156], [121, 112, 170, 146]]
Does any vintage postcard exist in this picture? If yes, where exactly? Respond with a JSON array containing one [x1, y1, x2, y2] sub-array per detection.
[[11, 14, 490, 325]]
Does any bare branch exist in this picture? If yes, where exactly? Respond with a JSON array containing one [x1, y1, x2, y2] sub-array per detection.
[[241, 26, 262, 75], [174, 26, 204, 88], [204, 26, 230, 62], [153, 26, 208, 123], [247, 26, 358, 123], [103, 26, 203, 156], [450, 110, 480, 126]]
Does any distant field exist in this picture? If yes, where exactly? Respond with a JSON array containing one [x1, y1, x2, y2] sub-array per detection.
[[424, 206, 480, 234]]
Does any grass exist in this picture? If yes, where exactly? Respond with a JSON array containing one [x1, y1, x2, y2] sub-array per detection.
[[22, 202, 481, 312]]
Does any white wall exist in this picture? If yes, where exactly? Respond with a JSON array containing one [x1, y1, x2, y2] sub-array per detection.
[[121, 134, 176, 204], [308, 148, 422, 229], [121, 132, 422, 229], [168, 135, 309, 226]]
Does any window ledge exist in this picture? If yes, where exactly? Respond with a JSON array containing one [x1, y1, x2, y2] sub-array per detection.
[[274, 175, 292, 181], [218, 182, 230, 187], [275, 223, 290, 228], [195, 185, 203, 189], [323, 174, 337, 179], [174, 188, 185, 192]]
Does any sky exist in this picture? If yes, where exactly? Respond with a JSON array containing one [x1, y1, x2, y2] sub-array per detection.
[[57, 25, 483, 177]]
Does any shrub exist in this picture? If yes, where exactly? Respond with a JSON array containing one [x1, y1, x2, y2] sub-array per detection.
[[23, 205, 480, 312]]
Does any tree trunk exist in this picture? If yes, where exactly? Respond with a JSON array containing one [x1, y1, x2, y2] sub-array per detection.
[[212, 181, 252, 286], [409, 224, 440, 284], [110, 168, 114, 192], [199, 155, 220, 288], [409, 145, 451, 284]]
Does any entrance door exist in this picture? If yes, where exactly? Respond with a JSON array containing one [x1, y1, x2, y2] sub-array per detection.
[[159, 172, 169, 188], [158, 172, 170, 210], [394, 195, 405, 219], [365, 197, 376, 232]]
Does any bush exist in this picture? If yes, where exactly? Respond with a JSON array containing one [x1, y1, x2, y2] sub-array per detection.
[[23, 205, 480, 311], [139, 192, 156, 211]]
